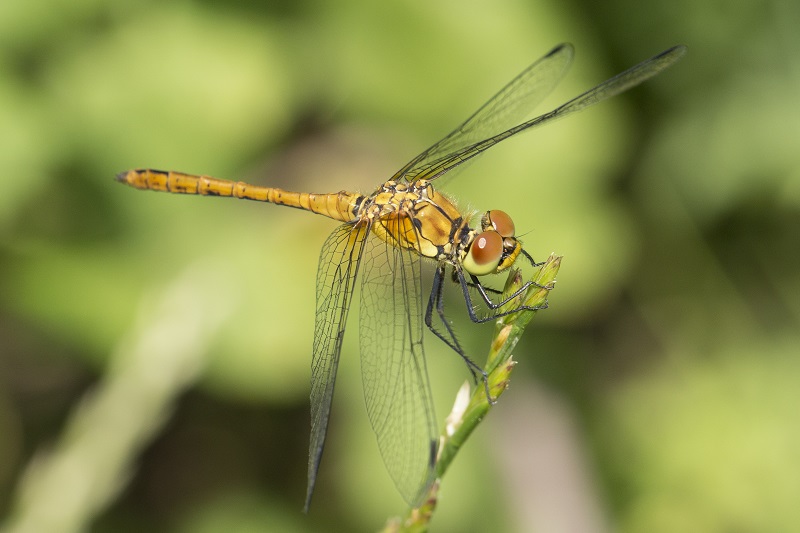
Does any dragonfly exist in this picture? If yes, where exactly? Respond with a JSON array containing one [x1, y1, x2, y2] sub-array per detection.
[[117, 42, 686, 511]]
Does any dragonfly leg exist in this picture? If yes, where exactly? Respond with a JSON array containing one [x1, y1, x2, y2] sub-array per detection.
[[456, 268, 550, 324], [456, 269, 504, 296], [426, 265, 492, 399], [521, 248, 546, 268], [464, 251, 550, 310], [424, 265, 472, 368]]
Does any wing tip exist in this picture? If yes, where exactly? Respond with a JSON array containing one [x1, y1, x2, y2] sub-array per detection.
[[659, 44, 689, 61], [548, 42, 574, 57]]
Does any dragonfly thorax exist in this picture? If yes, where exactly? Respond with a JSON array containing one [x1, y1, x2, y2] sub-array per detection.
[[363, 179, 471, 260], [361, 179, 523, 276]]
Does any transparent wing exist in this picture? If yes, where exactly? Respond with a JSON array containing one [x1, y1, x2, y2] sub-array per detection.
[[392, 43, 574, 183], [359, 221, 438, 507], [397, 45, 687, 183], [305, 222, 370, 512]]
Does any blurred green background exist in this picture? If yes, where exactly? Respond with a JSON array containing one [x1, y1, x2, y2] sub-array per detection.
[[1, 0, 799, 532]]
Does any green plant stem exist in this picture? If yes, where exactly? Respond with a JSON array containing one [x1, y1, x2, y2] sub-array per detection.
[[382, 254, 562, 532]]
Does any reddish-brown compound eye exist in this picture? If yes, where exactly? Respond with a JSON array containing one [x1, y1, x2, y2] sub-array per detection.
[[484, 210, 515, 238], [463, 230, 503, 275]]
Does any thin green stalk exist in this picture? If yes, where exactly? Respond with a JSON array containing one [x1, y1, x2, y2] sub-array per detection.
[[382, 254, 562, 532]]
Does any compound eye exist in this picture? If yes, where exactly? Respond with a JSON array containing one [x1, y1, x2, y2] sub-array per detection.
[[463, 231, 503, 276], [484, 210, 515, 238]]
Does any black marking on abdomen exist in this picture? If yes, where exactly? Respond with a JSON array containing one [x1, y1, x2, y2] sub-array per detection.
[[352, 194, 366, 216]]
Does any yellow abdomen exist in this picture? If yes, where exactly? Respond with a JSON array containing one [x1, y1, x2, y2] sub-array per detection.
[[116, 169, 361, 223]]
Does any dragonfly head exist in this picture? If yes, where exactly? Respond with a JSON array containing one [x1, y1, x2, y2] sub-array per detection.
[[462, 210, 522, 276]]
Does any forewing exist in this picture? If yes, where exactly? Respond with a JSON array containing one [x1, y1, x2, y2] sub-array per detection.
[[401, 45, 687, 183], [359, 224, 438, 507], [391, 43, 574, 183], [305, 222, 369, 512]]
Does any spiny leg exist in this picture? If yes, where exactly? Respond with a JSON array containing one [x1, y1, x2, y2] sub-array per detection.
[[424, 265, 468, 362], [457, 268, 550, 324], [425, 265, 495, 403], [457, 268, 503, 296], [521, 248, 546, 268], [454, 249, 549, 312]]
